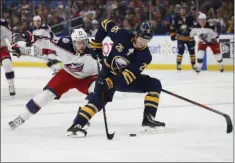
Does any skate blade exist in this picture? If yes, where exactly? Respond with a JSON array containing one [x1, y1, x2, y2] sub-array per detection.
[[67, 131, 86, 138], [142, 126, 165, 133]]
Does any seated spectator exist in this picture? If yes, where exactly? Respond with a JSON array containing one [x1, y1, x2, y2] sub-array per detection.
[[226, 16, 234, 33], [123, 19, 133, 31], [90, 19, 99, 36]]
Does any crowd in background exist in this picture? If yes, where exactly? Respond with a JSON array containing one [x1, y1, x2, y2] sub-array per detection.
[[1, 0, 234, 37]]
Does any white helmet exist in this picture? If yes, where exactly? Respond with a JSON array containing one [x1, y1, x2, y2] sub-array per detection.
[[71, 28, 87, 41], [198, 13, 207, 20]]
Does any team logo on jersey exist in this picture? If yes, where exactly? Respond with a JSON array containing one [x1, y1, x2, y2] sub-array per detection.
[[111, 56, 130, 73], [65, 62, 84, 72], [62, 38, 70, 43]]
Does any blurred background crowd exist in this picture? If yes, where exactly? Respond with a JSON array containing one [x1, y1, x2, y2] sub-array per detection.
[[1, 0, 234, 37]]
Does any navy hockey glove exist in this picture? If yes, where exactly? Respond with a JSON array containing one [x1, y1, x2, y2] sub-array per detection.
[[170, 35, 176, 41], [89, 39, 103, 60], [96, 77, 113, 92]]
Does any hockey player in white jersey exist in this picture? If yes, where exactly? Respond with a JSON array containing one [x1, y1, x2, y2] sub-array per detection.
[[8, 28, 98, 129], [190, 13, 224, 73], [32, 15, 61, 74], [0, 19, 17, 96]]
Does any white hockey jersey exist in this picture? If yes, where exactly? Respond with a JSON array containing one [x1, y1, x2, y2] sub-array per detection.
[[32, 24, 53, 38], [0, 19, 12, 47], [190, 22, 219, 43], [31, 37, 98, 79]]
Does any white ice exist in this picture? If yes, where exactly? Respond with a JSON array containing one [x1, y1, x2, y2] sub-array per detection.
[[1, 68, 234, 162]]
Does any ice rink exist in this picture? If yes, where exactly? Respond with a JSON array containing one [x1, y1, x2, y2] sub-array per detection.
[[1, 67, 234, 162]]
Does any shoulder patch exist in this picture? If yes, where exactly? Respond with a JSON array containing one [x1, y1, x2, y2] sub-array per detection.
[[62, 38, 70, 43], [1, 19, 5, 22]]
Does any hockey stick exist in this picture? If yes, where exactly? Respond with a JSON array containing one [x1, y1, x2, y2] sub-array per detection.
[[162, 89, 233, 133], [96, 55, 115, 140]]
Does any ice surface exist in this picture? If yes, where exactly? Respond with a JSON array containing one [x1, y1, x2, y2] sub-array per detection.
[[1, 68, 234, 162]]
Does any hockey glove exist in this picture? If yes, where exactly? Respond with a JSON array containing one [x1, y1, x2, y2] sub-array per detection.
[[12, 31, 34, 44], [206, 39, 217, 46], [11, 44, 22, 58], [89, 39, 103, 60], [170, 34, 177, 41], [96, 77, 114, 92]]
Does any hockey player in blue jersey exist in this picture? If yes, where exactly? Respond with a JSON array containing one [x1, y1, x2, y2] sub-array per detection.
[[67, 20, 165, 137], [170, 6, 197, 71]]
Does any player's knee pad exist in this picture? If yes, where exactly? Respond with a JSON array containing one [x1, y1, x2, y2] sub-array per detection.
[[215, 54, 223, 63], [197, 50, 205, 60], [177, 42, 185, 54], [26, 90, 56, 114], [197, 58, 203, 63], [5, 71, 15, 80], [1, 58, 13, 73], [188, 47, 195, 55], [146, 78, 162, 93]]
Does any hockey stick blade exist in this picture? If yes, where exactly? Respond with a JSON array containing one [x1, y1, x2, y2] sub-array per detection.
[[223, 114, 233, 133], [107, 132, 115, 140]]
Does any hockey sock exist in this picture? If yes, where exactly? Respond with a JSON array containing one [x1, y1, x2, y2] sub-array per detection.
[[74, 103, 99, 127], [190, 54, 196, 66], [196, 50, 205, 70], [176, 54, 183, 65], [215, 54, 223, 65], [144, 92, 160, 117], [2, 58, 15, 86], [25, 90, 56, 116]]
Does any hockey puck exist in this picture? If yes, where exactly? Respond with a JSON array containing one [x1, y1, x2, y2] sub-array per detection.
[[129, 134, 137, 137]]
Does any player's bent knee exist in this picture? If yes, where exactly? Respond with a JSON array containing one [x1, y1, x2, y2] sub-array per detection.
[[148, 78, 162, 93], [26, 90, 56, 114], [197, 58, 203, 63], [1, 58, 13, 73], [215, 54, 222, 62]]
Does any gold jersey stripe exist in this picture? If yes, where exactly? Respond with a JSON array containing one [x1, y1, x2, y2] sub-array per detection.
[[123, 72, 130, 84], [125, 69, 136, 80], [123, 71, 134, 84], [145, 103, 159, 109], [101, 20, 112, 32]]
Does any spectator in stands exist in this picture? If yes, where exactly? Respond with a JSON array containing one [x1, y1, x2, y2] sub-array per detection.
[[2, 0, 233, 36], [83, 16, 92, 36], [224, 16, 234, 33], [123, 19, 133, 31], [90, 19, 99, 36]]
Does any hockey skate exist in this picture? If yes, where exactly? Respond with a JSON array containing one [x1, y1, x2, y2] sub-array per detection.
[[176, 64, 182, 71], [8, 115, 25, 129], [219, 64, 224, 72], [9, 85, 15, 96], [192, 64, 197, 71], [67, 124, 87, 137], [142, 113, 165, 132]]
